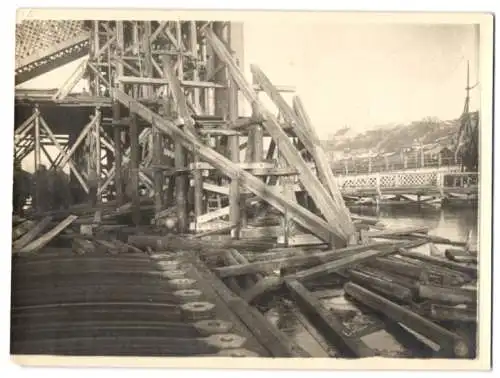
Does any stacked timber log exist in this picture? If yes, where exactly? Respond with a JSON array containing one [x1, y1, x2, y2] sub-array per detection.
[[187, 222, 479, 359]]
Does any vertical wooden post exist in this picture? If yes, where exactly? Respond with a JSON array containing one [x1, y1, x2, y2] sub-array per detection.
[[190, 21, 203, 227], [253, 125, 264, 162], [92, 21, 100, 96], [190, 21, 201, 110], [34, 106, 41, 171], [175, 136, 188, 232], [169, 22, 188, 233], [284, 207, 290, 247], [113, 21, 124, 204], [229, 134, 241, 238], [33, 106, 41, 211], [152, 121, 163, 218], [95, 108, 102, 201], [227, 23, 242, 238], [129, 113, 141, 225]]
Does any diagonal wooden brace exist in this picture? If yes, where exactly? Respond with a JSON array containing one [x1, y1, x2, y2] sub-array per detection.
[[114, 88, 346, 244], [203, 28, 348, 240], [39, 116, 89, 193]]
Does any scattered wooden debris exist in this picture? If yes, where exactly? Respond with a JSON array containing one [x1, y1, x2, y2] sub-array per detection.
[[286, 279, 376, 357], [12, 216, 53, 250], [14, 215, 78, 254], [344, 282, 470, 358]]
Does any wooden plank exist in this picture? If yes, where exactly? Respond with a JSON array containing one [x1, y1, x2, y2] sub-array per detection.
[[190, 161, 277, 171], [418, 284, 477, 305], [397, 249, 477, 278], [214, 241, 398, 278], [12, 220, 36, 241], [129, 114, 141, 225], [115, 89, 342, 243], [241, 276, 283, 303], [203, 28, 348, 242], [198, 129, 242, 136], [346, 268, 414, 303], [193, 224, 236, 239], [16, 215, 78, 254], [344, 282, 470, 358], [367, 226, 430, 238], [197, 206, 229, 224], [202, 183, 229, 195], [12, 216, 53, 250], [116, 75, 226, 88], [429, 304, 477, 322], [277, 233, 325, 247], [239, 226, 282, 239], [285, 279, 376, 357], [285, 240, 427, 282]]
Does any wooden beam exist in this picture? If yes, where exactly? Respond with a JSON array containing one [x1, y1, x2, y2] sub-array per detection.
[[12, 216, 53, 251], [115, 89, 343, 243], [286, 279, 375, 357], [286, 246, 402, 282], [203, 28, 348, 242], [251, 67, 353, 234], [152, 121, 163, 218], [15, 215, 78, 254], [117, 75, 225, 89], [161, 55, 197, 231], [293, 95, 354, 233], [213, 241, 397, 278], [38, 116, 89, 193], [344, 282, 469, 358], [129, 113, 141, 225]]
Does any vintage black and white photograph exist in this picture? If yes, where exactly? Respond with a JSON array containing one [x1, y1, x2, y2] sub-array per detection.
[[10, 9, 493, 369]]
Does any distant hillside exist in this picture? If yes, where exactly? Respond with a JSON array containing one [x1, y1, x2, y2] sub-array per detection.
[[322, 116, 461, 154]]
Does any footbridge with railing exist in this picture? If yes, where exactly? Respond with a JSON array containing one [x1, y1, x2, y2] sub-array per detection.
[[335, 166, 478, 205]]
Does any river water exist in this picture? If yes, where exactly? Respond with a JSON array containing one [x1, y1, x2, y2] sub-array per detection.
[[263, 205, 480, 357]]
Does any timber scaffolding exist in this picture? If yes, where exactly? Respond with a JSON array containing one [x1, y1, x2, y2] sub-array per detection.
[[12, 20, 479, 359]]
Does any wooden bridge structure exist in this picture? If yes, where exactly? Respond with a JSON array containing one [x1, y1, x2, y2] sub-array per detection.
[[14, 19, 356, 248]]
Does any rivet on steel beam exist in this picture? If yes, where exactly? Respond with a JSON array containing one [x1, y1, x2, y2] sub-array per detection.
[[194, 319, 233, 336], [180, 301, 216, 321], [205, 333, 247, 349], [156, 260, 181, 271], [161, 269, 187, 280], [168, 278, 196, 290], [173, 289, 203, 302], [150, 252, 176, 261]]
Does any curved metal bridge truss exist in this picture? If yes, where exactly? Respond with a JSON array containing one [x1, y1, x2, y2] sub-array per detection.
[[15, 20, 90, 85]]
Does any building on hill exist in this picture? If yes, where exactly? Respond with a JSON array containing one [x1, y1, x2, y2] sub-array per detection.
[[324, 115, 469, 175]]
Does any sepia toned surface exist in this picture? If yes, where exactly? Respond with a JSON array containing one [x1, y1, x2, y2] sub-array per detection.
[[10, 9, 493, 370]]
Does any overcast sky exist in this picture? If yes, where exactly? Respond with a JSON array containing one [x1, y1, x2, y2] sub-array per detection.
[[18, 22, 479, 139]]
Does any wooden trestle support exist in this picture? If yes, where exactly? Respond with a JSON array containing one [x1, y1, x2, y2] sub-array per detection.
[[14, 20, 355, 248]]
